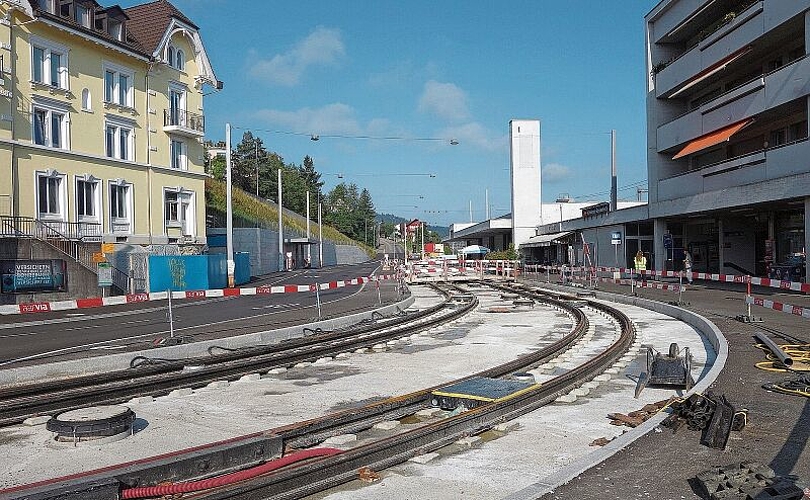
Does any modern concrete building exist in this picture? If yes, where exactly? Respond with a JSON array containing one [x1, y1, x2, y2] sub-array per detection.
[[0, 0, 220, 298], [644, 0, 810, 276], [510, 119, 541, 247]]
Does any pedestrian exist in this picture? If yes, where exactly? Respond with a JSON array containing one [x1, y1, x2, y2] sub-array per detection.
[[683, 250, 693, 284], [634, 250, 647, 284]]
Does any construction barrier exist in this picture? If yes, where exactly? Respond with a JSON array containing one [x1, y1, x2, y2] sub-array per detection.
[[0, 274, 398, 316]]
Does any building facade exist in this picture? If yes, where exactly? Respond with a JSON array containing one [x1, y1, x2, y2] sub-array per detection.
[[0, 0, 219, 245], [646, 0, 810, 276], [0, 0, 219, 297]]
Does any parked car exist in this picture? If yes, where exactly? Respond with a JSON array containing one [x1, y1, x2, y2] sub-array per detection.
[[768, 253, 805, 282]]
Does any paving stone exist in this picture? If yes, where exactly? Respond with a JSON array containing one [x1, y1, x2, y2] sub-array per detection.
[[239, 373, 262, 381], [292, 362, 312, 369], [409, 452, 440, 464], [206, 381, 229, 389], [556, 394, 578, 403], [314, 357, 332, 364], [23, 416, 51, 426], [455, 436, 483, 448], [168, 388, 193, 397], [323, 434, 357, 445], [373, 420, 400, 431], [266, 367, 287, 375], [415, 408, 444, 419], [129, 396, 155, 404]]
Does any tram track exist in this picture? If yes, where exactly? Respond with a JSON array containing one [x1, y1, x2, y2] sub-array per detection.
[[135, 285, 635, 500], [3, 283, 638, 500], [0, 284, 469, 428]]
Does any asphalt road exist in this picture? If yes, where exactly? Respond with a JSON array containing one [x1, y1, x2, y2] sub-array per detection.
[[0, 261, 400, 368]]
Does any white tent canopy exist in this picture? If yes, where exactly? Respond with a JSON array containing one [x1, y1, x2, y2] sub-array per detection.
[[460, 245, 490, 255]]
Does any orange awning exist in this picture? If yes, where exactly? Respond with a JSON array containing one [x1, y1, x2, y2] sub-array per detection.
[[672, 118, 754, 159]]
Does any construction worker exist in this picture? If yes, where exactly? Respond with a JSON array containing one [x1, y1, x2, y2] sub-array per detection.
[[634, 250, 647, 284]]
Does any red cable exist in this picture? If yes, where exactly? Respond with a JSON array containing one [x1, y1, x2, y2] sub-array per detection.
[[120, 447, 341, 499]]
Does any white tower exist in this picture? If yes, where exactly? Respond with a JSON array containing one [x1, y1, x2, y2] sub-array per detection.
[[509, 119, 541, 247]]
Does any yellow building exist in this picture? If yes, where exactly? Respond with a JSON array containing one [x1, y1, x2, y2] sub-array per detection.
[[0, 0, 220, 297], [0, 0, 219, 242]]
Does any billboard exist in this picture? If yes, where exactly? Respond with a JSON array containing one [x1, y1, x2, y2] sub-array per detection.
[[1, 259, 67, 293]]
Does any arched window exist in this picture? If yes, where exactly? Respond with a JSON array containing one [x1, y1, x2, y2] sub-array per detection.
[[81, 88, 91, 110], [176, 49, 185, 71], [167, 46, 175, 67]]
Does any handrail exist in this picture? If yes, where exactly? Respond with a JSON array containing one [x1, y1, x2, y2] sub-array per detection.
[[163, 109, 205, 133]]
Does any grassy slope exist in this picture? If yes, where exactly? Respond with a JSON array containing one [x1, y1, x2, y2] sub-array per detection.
[[205, 178, 375, 257]]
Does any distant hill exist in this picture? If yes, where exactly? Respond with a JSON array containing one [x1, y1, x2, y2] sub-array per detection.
[[377, 213, 449, 238]]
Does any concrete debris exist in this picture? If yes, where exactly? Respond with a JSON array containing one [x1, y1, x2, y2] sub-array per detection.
[[358, 467, 382, 483], [590, 437, 613, 447], [695, 462, 805, 500], [607, 398, 674, 428]]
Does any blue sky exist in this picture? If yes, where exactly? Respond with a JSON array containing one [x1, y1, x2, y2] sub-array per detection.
[[127, 0, 659, 227]]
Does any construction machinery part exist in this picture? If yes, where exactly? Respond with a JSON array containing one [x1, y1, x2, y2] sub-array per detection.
[[635, 342, 693, 397]]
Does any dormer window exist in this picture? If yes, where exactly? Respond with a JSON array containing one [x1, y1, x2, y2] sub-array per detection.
[[59, 1, 71, 18], [37, 0, 55, 14], [75, 4, 90, 27], [108, 19, 122, 40]]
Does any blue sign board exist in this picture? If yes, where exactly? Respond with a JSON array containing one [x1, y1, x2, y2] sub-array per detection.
[[1, 259, 67, 293], [663, 233, 673, 250]]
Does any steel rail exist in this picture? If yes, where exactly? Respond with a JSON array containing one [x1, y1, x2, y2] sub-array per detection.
[[8, 284, 602, 500], [0, 285, 469, 427], [187, 290, 635, 500]]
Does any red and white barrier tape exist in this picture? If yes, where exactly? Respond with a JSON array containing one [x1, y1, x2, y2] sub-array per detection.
[[746, 295, 810, 319], [525, 264, 810, 294], [0, 274, 397, 316], [567, 273, 684, 292]]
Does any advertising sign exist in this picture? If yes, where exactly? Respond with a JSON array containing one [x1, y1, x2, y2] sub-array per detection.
[[1, 259, 67, 293]]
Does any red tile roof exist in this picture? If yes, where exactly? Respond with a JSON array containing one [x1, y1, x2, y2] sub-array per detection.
[[125, 0, 198, 55]]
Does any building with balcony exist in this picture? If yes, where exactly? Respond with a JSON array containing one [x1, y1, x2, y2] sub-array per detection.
[[645, 0, 810, 276], [0, 0, 220, 299]]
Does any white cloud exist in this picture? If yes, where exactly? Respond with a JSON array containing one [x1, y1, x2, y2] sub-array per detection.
[[438, 122, 504, 151], [418, 80, 470, 123], [254, 103, 363, 136], [249, 26, 345, 86], [543, 163, 573, 183]]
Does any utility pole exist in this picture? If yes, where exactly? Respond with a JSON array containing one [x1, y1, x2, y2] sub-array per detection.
[[255, 142, 259, 197], [610, 129, 617, 212], [225, 123, 234, 287], [277, 168, 283, 271]]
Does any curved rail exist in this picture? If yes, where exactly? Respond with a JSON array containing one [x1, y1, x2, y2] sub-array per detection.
[[0, 284, 472, 427]]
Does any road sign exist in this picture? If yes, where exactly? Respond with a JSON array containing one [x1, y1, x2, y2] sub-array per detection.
[[611, 231, 622, 245], [97, 262, 113, 287], [92, 252, 107, 263], [663, 233, 673, 250]]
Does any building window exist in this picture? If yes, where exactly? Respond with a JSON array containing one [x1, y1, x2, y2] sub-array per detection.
[[170, 139, 186, 169], [165, 191, 178, 223], [75, 4, 90, 27], [31, 38, 68, 89], [164, 189, 194, 236], [175, 49, 184, 71], [167, 46, 174, 67], [76, 176, 99, 221], [81, 88, 91, 110], [102, 62, 134, 107], [36, 171, 65, 219], [109, 181, 132, 233], [105, 119, 133, 160], [32, 104, 68, 149], [108, 20, 123, 41], [36, 0, 55, 13]]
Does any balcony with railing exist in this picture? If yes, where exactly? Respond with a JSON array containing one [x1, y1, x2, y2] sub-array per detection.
[[657, 55, 810, 152], [656, 138, 810, 203], [163, 109, 205, 138]]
